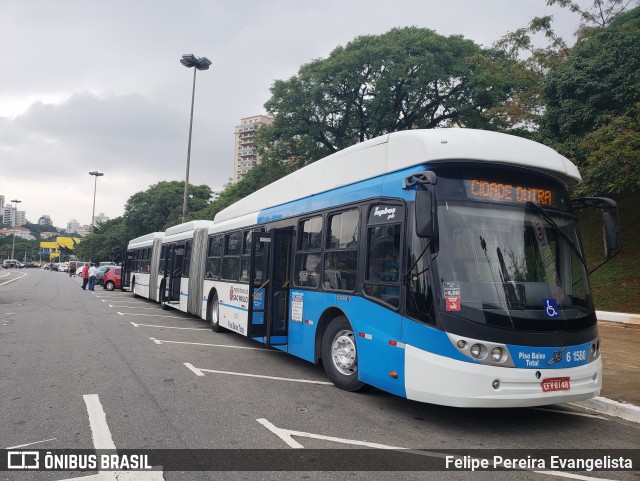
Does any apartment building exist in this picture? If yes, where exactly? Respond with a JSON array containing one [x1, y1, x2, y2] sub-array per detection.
[[233, 115, 273, 181]]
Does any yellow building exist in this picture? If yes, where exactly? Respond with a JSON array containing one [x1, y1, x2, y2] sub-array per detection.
[[39, 236, 81, 261]]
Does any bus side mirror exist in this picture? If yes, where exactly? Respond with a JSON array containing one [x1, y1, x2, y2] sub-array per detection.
[[603, 209, 622, 258], [415, 190, 436, 238], [571, 197, 622, 261]]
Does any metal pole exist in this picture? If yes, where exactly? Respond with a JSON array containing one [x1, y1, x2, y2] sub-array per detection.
[[182, 67, 198, 224], [91, 174, 98, 235], [10, 200, 21, 260]]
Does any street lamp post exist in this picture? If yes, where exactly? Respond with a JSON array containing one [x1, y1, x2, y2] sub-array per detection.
[[180, 53, 211, 224], [10, 199, 21, 260], [89, 171, 104, 234], [89, 171, 104, 262]]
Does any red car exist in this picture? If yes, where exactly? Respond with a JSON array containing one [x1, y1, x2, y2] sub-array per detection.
[[102, 267, 122, 291]]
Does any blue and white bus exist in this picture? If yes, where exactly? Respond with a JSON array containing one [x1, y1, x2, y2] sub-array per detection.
[[126, 129, 621, 408]]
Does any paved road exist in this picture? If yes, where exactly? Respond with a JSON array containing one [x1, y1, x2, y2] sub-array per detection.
[[1, 270, 638, 481]]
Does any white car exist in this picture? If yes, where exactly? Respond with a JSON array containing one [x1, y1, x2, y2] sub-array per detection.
[[58, 262, 69, 272]]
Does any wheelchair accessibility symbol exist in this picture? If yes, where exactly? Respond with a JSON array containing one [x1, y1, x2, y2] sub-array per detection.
[[544, 298, 559, 318]]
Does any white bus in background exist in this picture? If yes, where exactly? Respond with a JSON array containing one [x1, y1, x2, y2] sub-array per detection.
[[124, 232, 164, 300], [156, 221, 214, 315]]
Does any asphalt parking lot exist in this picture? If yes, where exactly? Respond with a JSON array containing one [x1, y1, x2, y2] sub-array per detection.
[[1, 270, 638, 480]]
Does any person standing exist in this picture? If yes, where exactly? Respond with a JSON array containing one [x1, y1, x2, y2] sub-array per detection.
[[81, 263, 90, 290], [88, 263, 99, 291]]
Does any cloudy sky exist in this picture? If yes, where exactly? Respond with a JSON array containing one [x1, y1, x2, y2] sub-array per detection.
[[0, 0, 590, 229]]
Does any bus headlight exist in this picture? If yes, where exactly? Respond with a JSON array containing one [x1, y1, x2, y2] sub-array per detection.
[[491, 347, 503, 362], [446, 333, 514, 367]]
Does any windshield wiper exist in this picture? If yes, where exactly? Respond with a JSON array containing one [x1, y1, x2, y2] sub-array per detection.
[[525, 201, 586, 267]]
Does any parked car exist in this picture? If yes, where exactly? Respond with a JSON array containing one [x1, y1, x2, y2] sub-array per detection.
[[102, 267, 121, 291], [58, 262, 69, 272], [2, 259, 19, 268], [96, 265, 118, 286]]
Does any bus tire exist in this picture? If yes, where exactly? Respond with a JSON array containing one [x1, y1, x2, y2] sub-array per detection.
[[321, 315, 364, 392], [207, 293, 225, 332], [132, 278, 139, 298]]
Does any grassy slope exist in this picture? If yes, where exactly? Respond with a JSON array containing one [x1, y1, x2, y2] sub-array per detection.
[[578, 191, 640, 313]]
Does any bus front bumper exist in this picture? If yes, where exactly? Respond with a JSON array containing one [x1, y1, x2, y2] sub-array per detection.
[[404, 345, 602, 408]]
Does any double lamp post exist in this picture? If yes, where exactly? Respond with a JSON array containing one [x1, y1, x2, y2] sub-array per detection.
[[179, 53, 211, 223]]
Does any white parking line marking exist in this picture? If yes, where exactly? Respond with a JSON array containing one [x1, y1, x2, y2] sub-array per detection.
[[0, 272, 27, 286], [58, 395, 166, 480], [6, 438, 57, 449], [256, 419, 303, 449], [151, 337, 276, 351], [258, 420, 618, 481], [185, 365, 333, 385], [109, 305, 159, 310], [130, 321, 207, 331], [83, 394, 116, 450], [119, 312, 188, 320], [184, 362, 205, 376], [531, 407, 607, 420]]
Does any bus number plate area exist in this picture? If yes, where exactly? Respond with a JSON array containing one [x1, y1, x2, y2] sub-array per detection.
[[541, 377, 570, 392]]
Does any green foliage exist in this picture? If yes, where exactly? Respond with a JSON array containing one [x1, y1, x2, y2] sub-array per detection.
[[574, 103, 640, 195], [76, 181, 211, 263], [258, 27, 528, 165], [124, 181, 212, 235], [538, 6, 640, 158], [192, 161, 294, 220], [494, 0, 632, 129], [74, 217, 128, 263], [23, 223, 59, 237]]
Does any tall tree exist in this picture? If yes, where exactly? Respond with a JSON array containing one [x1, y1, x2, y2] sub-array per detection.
[[258, 27, 527, 165], [539, 6, 640, 160], [494, 0, 633, 130], [124, 181, 212, 236]]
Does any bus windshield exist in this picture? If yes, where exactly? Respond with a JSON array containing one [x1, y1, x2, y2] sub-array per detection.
[[431, 168, 594, 332]]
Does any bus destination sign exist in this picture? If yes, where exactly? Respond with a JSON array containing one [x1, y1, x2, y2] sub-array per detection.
[[466, 179, 553, 206]]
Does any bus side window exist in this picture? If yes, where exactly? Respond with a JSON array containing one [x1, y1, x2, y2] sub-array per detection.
[[324, 209, 359, 291], [364, 224, 401, 308], [182, 241, 192, 278], [294, 216, 323, 288], [221, 231, 242, 281], [206, 235, 223, 280]]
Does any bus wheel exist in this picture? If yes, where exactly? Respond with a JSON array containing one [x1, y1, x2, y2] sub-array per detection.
[[321, 315, 364, 392], [132, 279, 139, 298], [207, 294, 225, 332]]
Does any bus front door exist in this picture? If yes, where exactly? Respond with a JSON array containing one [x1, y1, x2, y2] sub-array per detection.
[[168, 245, 184, 303], [123, 251, 133, 290], [248, 229, 293, 349]]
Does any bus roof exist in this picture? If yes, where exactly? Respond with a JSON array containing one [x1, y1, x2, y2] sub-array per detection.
[[164, 220, 215, 236], [214, 129, 580, 224], [127, 232, 164, 249], [162, 220, 216, 243]]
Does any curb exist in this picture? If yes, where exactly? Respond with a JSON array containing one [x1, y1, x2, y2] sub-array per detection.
[[570, 396, 640, 424], [596, 311, 640, 327]]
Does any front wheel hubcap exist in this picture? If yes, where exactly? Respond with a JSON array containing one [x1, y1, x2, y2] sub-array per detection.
[[331, 330, 357, 376]]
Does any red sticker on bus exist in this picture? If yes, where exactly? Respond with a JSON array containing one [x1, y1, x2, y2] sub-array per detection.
[[446, 297, 461, 311]]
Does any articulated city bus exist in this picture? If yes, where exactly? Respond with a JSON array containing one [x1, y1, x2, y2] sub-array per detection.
[[125, 129, 621, 408], [125, 232, 164, 300]]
